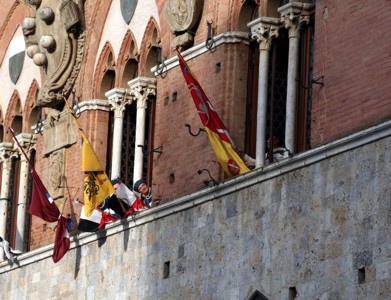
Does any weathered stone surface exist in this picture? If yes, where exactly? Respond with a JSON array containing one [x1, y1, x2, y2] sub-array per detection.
[[42, 111, 77, 155], [0, 137, 390, 299]]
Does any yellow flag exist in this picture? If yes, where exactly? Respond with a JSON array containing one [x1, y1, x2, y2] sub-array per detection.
[[83, 171, 115, 217], [80, 130, 104, 172], [63, 96, 115, 216]]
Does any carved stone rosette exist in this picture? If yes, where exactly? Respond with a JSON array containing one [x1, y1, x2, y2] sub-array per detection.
[[163, 0, 204, 48], [22, 0, 86, 108]]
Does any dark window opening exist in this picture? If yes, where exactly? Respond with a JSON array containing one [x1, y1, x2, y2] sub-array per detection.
[[106, 111, 114, 178], [289, 286, 297, 300], [7, 157, 20, 248], [358, 267, 366, 284], [296, 22, 314, 152], [121, 103, 137, 188], [266, 28, 289, 161], [163, 261, 170, 279], [24, 150, 36, 251]]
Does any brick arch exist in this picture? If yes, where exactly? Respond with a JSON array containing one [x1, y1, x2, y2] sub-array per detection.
[[24, 79, 40, 133], [115, 30, 139, 88], [92, 42, 116, 99], [4, 90, 23, 141], [266, 0, 284, 18], [138, 17, 161, 77], [0, 2, 31, 66], [77, 0, 113, 100], [229, 0, 266, 31]]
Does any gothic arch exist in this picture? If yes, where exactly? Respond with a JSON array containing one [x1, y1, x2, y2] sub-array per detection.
[[77, 0, 113, 100], [116, 30, 139, 88], [24, 80, 40, 133], [138, 17, 161, 77], [93, 42, 117, 99], [229, 0, 261, 31], [5, 90, 23, 141]]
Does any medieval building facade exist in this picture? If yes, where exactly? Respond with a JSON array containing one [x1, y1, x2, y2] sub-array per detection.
[[0, 0, 390, 299]]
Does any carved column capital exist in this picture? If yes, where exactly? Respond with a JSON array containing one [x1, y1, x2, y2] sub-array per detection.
[[248, 17, 281, 51], [128, 77, 157, 109], [278, 2, 315, 38], [105, 88, 133, 118], [12, 133, 36, 161], [0, 142, 15, 162]]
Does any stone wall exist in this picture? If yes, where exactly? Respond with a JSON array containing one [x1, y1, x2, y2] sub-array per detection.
[[0, 123, 390, 299]]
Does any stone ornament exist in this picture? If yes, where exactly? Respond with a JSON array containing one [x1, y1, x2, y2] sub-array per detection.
[[22, 0, 85, 108], [163, 0, 204, 48]]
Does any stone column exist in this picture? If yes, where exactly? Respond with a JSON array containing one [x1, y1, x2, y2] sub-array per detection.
[[106, 88, 132, 180], [279, 2, 314, 154], [128, 77, 157, 184], [248, 17, 280, 168], [14, 133, 35, 252], [0, 143, 14, 260]]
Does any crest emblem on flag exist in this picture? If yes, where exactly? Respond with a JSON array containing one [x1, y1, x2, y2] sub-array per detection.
[[227, 159, 240, 176], [120, 0, 138, 24], [8, 36, 25, 84]]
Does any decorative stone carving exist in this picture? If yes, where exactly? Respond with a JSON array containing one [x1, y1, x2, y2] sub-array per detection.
[[128, 77, 157, 109], [106, 88, 133, 118], [163, 0, 204, 48], [22, 0, 86, 108], [248, 17, 281, 51], [278, 2, 315, 38], [48, 149, 65, 200], [42, 109, 78, 156]]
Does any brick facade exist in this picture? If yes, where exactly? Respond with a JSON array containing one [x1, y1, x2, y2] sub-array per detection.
[[0, 1, 390, 297]]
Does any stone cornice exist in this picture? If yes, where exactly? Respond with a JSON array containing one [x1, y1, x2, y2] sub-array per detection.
[[72, 99, 112, 115], [151, 31, 250, 75]]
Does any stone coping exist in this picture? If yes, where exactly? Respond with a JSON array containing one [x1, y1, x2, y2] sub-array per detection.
[[0, 119, 390, 273]]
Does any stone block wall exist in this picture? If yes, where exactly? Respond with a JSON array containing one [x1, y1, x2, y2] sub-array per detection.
[[1, 127, 390, 299]]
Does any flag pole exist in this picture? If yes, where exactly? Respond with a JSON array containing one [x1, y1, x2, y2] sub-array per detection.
[[63, 95, 84, 132]]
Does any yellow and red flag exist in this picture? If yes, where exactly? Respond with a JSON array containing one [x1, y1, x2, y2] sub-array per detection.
[[177, 50, 250, 177]]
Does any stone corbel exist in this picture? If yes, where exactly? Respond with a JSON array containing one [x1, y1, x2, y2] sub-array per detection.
[[105, 88, 133, 118], [128, 77, 157, 109], [248, 17, 281, 51], [278, 2, 315, 38]]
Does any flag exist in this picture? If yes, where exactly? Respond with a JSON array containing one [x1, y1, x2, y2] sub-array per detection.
[[9, 128, 70, 263], [116, 183, 137, 206], [52, 216, 70, 263], [78, 206, 103, 232], [63, 97, 116, 217], [177, 51, 250, 176], [29, 169, 70, 263]]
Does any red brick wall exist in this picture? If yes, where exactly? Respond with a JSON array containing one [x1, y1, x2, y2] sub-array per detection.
[[153, 43, 249, 203], [311, 0, 391, 146]]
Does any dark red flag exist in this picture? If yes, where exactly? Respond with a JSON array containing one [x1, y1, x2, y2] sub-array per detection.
[[9, 127, 70, 263]]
